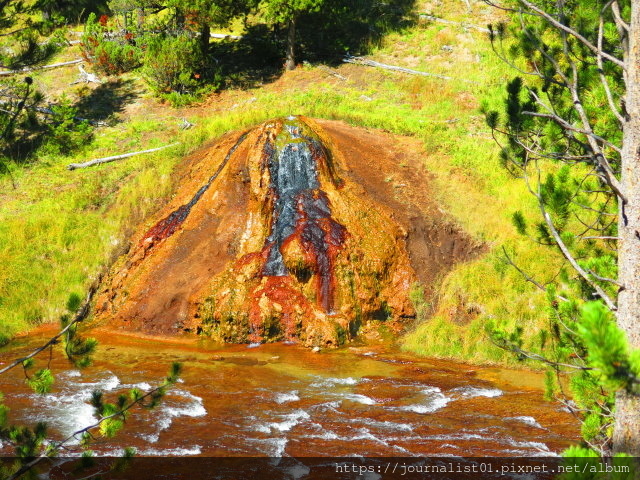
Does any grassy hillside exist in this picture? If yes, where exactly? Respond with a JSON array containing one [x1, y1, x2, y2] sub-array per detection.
[[0, 0, 562, 364]]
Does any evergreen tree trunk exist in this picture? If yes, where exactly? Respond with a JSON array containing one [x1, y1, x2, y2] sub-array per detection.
[[285, 16, 296, 71], [614, 0, 640, 456], [175, 8, 185, 32], [200, 23, 210, 57], [137, 8, 145, 30]]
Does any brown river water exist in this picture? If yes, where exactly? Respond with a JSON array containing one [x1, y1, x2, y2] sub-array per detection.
[[0, 328, 580, 459]]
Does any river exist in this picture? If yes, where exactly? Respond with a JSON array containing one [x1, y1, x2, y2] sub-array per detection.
[[0, 327, 579, 459]]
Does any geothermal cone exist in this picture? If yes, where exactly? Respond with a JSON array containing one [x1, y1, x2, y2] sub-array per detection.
[[95, 117, 480, 346]]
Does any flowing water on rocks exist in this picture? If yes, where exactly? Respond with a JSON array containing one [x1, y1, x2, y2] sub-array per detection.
[[0, 328, 579, 458]]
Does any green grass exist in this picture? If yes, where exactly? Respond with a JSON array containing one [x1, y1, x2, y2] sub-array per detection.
[[0, 0, 563, 364]]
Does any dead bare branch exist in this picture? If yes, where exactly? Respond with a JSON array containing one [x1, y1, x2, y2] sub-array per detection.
[[67, 143, 180, 170], [0, 59, 82, 76]]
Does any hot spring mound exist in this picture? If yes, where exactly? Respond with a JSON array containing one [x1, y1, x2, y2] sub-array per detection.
[[95, 117, 481, 346]]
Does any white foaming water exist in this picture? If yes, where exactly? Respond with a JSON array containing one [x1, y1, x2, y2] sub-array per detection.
[[309, 376, 359, 388], [125, 382, 152, 391], [302, 426, 340, 441], [339, 393, 377, 405], [346, 427, 389, 446], [400, 387, 450, 414], [506, 416, 544, 429], [26, 371, 121, 441], [141, 389, 206, 443], [274, 391, 300, 404], [450, 386, 503, 399], [362, 472, 382, 480], [507, 439, 551, 452], [284, 463, 311, 480], [138, 446, 202, 456], [352, 418, 413, 432], [247, 343, 261, 348], [252, 437, 288, 457], [254, 409, 310, 433], [311, 400, 343, 415]]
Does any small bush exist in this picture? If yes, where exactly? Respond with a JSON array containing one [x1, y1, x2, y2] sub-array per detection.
[[142, 34, 221, 100], [81, 12, 142, 75], [43, 98, 93, 155], [93, 41, 142, 75]]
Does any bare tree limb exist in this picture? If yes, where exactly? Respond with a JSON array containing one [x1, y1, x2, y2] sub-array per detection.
[[0, 59, 83, 77], [501, 246, 569, 301], [67, 143, 180, 170], [419, 14, 490, 33], [586, 268, 624, 288], [597, 10, 625, 124], [488, 335, 593, 371], [539, 199, 618, 311], [343, 55, 456, 81], [522, 111, 622, 153], [0, 99, 107, 127]]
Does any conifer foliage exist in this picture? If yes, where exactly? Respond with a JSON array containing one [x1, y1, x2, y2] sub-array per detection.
[[483, 0, 640, 455]]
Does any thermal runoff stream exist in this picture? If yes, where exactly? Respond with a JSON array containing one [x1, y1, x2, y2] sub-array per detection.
[[0, 330, 579, 459]]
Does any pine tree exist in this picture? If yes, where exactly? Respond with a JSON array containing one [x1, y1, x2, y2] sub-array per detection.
[[165, 0, 252, 56], [258, 0, 325, 70], [0, 1, 58, 174], [483, 0, 640, 454]]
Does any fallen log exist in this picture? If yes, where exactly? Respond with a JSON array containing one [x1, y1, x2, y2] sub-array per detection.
[[418, 14, 490, 33], [71, 30, 243, 40], [318, 65, 347, 81], [0, 58, 83, 76], [343, 55, 454, 81], [210, 33, 242, 40], [68, 143, 180, 170], [70, 64, 102, 85]]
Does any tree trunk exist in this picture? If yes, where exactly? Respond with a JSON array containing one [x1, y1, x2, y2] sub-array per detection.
[[137, 8, 145, 29], [175, 8, 185, 31], [614, 0, 640, 456], [285, 16, 296, 71], [200, 23, 210, 57]]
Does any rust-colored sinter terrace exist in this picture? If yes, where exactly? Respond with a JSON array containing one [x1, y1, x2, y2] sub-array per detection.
[[96, 117, 479, 346]]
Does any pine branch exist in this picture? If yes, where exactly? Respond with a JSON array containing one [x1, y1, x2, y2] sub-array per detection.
[[501, 246, 569, 301], [0, 274, 103, 376], [6, 368, 181, 480], [539, 199, 618, 311], [518, 0, 624, 69], [488, 335, 592, 371], [521, 111, 622, 153], [597, 11, 625, 125]]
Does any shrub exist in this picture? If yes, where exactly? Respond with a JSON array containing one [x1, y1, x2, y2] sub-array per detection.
[[142, 34, 221, 101], [81, 12, 142, 75], [93, 41, 142, 74], [43, 98, 93, 155]]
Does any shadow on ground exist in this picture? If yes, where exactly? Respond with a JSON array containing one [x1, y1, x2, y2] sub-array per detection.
[[212, 0, 416, 89], [75, 78, 141, 124]]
